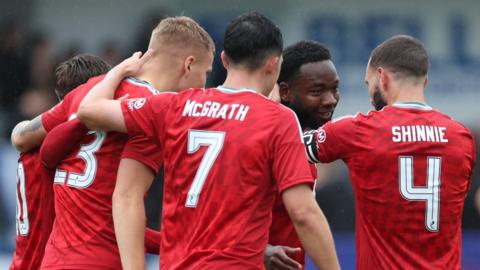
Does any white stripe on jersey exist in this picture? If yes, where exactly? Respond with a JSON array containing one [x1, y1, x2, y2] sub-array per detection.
[[216, 85, 257, 94], [125, 77, 160, 95], [393, 101, 432, 110], [332, 113, 360, 123]]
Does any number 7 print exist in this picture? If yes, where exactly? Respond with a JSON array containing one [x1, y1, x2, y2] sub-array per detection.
[[185, 130, 225, 208]]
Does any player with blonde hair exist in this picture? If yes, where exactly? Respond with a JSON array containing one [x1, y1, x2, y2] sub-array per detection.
[[12, 16, 215, 270]]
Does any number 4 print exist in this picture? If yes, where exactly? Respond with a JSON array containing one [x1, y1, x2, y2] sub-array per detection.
[[185, 130, 225, 208], [399, 156, 441, 232]]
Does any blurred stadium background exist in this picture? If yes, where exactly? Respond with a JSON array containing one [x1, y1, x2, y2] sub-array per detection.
[[0, 0, 479, 269]]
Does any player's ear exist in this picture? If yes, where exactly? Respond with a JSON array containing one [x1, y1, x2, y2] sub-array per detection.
[[377, 67, 389, 92], [265, 56, 280, 75], [278, 82, 292, 104], [423, 75, 428, 89], [220, 51, 229, 69], [183, 56, 196, 76]]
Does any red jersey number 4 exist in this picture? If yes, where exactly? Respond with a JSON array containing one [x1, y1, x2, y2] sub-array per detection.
[[399, 156, 441, 232]]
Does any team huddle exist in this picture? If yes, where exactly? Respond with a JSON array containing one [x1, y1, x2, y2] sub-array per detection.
[[9, 11, 476, 270]]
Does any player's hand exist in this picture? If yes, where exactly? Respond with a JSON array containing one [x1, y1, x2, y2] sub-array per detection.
[[113, 50, 155, 77], [264, 244, 302, 270]]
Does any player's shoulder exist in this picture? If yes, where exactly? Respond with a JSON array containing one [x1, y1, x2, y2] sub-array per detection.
[[120, 77, 161, 97], [247, 92, 300, 120], [177, 87, 205, 98], [409, 107, 475, 138], [19, 150, 39, 162], [432, 109, 473, 133], [61, 75, 106, 106], [62, 75, 104, 101], [274, 102, 301, 118], [326, 111, 368, 128]]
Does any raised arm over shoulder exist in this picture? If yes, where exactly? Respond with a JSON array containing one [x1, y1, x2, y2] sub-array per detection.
[[77, 51, 153, 133], [11, 114, 47, 152]]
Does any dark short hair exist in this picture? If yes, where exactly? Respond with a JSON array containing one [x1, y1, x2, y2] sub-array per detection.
[[278, 40, 332, 84], [223, 11, 283, 70], [369, 35, 428, 78], [54, 54, 110, 100]]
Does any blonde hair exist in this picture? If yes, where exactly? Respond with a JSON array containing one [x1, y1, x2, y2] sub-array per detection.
[[149, 16, 215, 54]]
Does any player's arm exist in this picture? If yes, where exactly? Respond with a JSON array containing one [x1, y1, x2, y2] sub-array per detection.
[[39, 118, 89, 169], [77, 50, 153, 132], [11, 114, 47, 152], [282, 185, 339, 270], [264, 244, 302, 270], [303, 116, 357, 164], [76, 66, 125, 132], [273, 110, 339, 270], [112, 158, 155, 270]]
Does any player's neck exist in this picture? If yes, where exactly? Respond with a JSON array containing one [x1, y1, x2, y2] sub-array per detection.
[[222, 71, 269, 96], [389, 85, 426, 105], [135, 71, 174, 92]]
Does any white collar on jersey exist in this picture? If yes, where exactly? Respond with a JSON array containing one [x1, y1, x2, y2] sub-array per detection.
[[125, 77, 160, 95], [393, 101, 432, 110], [216, 85, 257, 94]]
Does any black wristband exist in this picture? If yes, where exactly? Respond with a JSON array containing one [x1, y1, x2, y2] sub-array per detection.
[[303, 130, 320, 163]]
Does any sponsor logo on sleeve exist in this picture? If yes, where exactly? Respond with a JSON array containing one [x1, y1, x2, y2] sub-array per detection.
[[127, 98, 146, 111], [317, 128, 326, 143]]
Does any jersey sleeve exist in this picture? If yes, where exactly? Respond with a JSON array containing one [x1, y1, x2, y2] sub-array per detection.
[[39, 118, 89, 169], [121, 93, 176, 141], [121, 97, 156, 138], [272, 109, 315, 193], [465, 128, 477, 193], [304, 116, 358, 163], [122, 136, 162, 174], [41, 99, 69, 132], [469, 132, 477, 175]]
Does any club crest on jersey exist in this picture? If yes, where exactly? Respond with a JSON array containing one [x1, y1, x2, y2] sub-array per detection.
[[317, 128, 326, 143], [127, 98, 146, 111]]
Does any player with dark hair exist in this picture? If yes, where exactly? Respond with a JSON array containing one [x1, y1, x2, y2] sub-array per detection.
[[53, 54, 111, 101], [77, 11, 340, 270], [266, 40, 340, 270], [11, 54, 111, 152], [278, 40, 339, 130], [304, 35, 476, 269], [9, 54, 110, 270], [11, 16, 215, 270]]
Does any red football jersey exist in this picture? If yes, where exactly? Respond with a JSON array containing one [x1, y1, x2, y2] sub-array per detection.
[[9, 150, 55, 270], [121, 86, 314, 270], [40, 76, 162, 269], [268, 164, 317, 268], [305, 102, 476, 270]]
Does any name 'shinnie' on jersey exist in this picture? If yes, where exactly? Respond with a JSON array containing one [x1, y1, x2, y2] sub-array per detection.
[[182, 99, 250, 121]]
